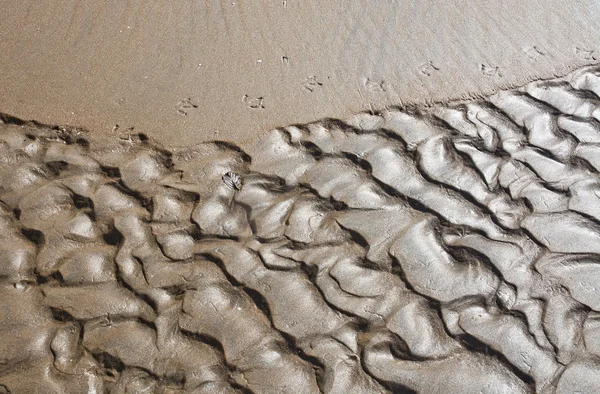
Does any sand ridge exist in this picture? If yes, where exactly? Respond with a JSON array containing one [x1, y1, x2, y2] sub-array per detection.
[[0, 65, 600, 392]]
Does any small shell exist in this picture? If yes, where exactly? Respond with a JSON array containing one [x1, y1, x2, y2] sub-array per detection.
[[222, 172, 242, 191]]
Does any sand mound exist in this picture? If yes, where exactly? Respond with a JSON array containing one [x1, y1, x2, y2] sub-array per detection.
[[1, 66, 600, 393]]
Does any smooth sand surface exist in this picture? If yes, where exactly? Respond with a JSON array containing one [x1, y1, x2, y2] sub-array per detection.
[[1, 1, 600, 145], [1, 66, 600, 393]]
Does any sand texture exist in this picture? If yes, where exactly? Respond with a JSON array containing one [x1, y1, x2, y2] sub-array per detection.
[[0, 65, 600, 393], [1, 1, 600, 145]]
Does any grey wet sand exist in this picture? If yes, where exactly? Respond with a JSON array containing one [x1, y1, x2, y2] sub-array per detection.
[[1, 1, 600, 145], [1, 66, 600, 393]]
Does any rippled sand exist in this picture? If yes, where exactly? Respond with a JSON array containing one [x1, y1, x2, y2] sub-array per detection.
[[1, 66, 600, 393]]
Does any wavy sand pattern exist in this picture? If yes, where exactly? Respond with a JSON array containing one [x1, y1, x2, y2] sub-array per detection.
[[1, 66, 600, 393]]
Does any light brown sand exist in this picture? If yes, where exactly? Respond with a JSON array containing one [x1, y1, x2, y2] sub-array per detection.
[[1, 66, 600, 393], [1, 1, 600, 145], [2, 2, 600, 393]]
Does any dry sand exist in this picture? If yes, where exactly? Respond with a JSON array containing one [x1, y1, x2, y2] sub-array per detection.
[[1, 66, 600, 393], [1, 1, 600, 145]]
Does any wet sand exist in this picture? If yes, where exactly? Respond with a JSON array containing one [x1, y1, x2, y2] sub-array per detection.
[[1, 1, 600, 145], [1, 66, 600, 392], [2, 2, 600, 393]]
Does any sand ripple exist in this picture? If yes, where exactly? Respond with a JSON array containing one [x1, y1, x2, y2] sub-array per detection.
[[1, 66, 600, 393]]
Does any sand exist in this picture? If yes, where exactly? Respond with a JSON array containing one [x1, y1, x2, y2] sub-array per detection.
[[1, 66, 600, 392], [1, 1, 600, 145], [2, 2, 600, 393]]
